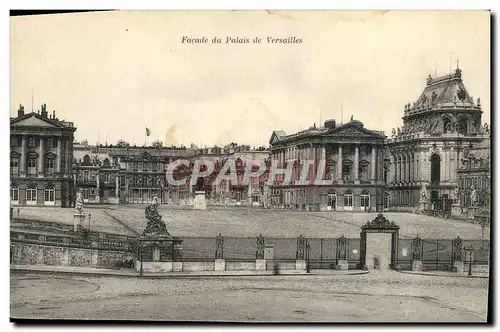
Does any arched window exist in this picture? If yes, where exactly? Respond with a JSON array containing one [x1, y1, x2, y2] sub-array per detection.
[[10, 185, 19, 203], [430, 154, 441, 183], [26, 184, 37, 205], [44, 185, 55, 205], [103, 158, 111, 168], [327, 191, 337, 210], [361, 191, 370, 209], [343, 190, 354, 209], [83, 155, 91, 165], [458, 117, 468, 135], [443, 117, 452, 133]]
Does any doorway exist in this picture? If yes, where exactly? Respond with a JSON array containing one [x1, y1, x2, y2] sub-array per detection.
[[327, 192, 336, 211]]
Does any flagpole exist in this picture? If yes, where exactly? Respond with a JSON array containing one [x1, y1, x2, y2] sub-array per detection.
[[144, 127, 146, 147]]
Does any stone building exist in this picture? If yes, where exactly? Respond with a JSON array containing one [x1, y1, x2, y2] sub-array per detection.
[[173, 148, 271, 206], [73, 143, 194, 204], [456, 135, 490, 222], [386, 67, 489, 211], [10, 104, 76, 207], [268, 118, 386, 211], [73, 146, 120, 204]]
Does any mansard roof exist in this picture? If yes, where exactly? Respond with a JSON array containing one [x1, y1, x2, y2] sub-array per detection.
[[404, 68, 479, 117]]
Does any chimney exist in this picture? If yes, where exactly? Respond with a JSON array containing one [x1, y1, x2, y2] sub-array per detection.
[[41, 103, 48, 118], [17, 104, 25, 118], [52, 110, 56, 119]]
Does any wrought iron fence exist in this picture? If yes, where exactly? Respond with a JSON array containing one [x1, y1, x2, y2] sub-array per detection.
[[397, 238, 490, 271]]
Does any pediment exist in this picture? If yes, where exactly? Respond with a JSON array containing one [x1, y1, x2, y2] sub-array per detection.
[[326, 124, 382, 138], [269, 132, 281, 145], [11, 114, 60, 128]]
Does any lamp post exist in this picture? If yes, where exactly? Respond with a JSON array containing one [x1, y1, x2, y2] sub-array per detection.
[[464, 245, 473, 276], [88, 213, 92, 231], [306, 242, 311, 274], [139, 238, 144, 276]]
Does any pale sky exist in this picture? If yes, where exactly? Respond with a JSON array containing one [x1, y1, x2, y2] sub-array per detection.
[[10, 10, 490, 148]]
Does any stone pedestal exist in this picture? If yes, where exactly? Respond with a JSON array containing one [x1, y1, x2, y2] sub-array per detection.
[[451, 203, 462, 218], [453, 261, 464, 273], [215, 259, 226, 271], [411, 260, 422, 271], [255, 259, 266, 270], [419, 200, 430, 212], [173, 261, 183, 272], [73, 213, 85, 232], [295, 260, 306, 270], [336, 259, 349, 270], [193, 191, 207, 210]]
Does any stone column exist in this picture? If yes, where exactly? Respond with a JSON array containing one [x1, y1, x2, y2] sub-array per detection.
[[20, 136, 26, 176], [56, 138, 61, 173], [354, 144, 359, 183], [443, 149, 448, 182], [115, 174, 119, 196], [95, 171, 100, 203], [38, 137, 44, 177], [321, 146, 326, 162], [371, 146, 376, 183], [337, 144, 343, 183], [402, 154, 407, 183]]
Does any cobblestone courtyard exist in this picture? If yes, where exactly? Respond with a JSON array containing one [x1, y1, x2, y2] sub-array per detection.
[[10, 271, 488, 322], [16, 205, 488, 239]]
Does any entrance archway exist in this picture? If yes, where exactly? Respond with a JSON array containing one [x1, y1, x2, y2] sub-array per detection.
[[360, 214, 399, 270], [327, 191, 337, 211], [430, 154, 441, 184]]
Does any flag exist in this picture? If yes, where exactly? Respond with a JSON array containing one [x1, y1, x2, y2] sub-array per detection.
[[146, 127, 151, 137]]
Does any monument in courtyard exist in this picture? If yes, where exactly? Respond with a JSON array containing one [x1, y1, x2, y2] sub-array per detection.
[[136, 195, 182, 273], [419, 182, 430, 212], [193, 191, 207, 210], [73, 189, 86, 232]]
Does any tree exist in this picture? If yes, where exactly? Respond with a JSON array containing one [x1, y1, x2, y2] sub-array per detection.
[[152, 139, 163, 148], [116, 139, 130, 148]]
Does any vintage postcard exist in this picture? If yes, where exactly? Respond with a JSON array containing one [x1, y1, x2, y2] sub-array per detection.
[[9, 10, 491, 323]]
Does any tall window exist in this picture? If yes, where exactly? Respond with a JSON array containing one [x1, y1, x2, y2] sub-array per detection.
[[430, 154, 441, 183], [103, 158, 110, 168], [10, 185, 19, 203], [105, 173, 110, 183], [344, 191, 354, 207], [10, 158, 19, 175], [133, 162, 138, 172], [83, 188, 90, 200], [26, 185, 37, 204], [44, 185, 55, 204], [45, 158, 55, 175], [458, 117, 468, 135], [83, 170, 90, 182], [46, 138, 54, 148], [327, 192, 337, 209], [152, 163, 158, 172], [361, 191, 370, 208], [384, 192, 390, 209], [10, 136, 18, 147], [27, 157, 37, 175], [143, 162, 148, 172]]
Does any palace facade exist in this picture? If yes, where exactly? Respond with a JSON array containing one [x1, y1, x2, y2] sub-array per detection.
[[386, 67, 489, 211], [73, 143, 194, 204], [268, 118, 386, 212], [10, 104, 76, 207]]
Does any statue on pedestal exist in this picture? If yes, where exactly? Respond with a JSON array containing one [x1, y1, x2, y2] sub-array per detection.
[[74, 189, 84, 215], [470, 187, 479, 207], [143, 194, 170, 236], [420, 182, 428, 202], [453, 186, 459, 204]]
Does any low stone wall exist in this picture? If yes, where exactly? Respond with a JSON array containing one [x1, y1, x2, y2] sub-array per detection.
[[226, 261, 256, 271], [182, 261, 215, 272], [11, 241, 133, 268]]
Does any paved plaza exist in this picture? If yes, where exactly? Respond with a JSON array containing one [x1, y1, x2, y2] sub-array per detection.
[[16, 205, 488, 239], [10, 270, 488, 322]]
